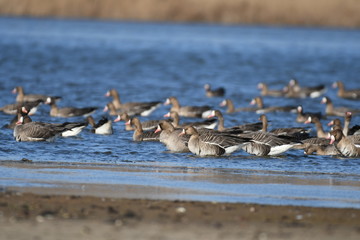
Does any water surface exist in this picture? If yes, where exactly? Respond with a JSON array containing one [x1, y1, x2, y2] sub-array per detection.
[[1, 17, 360, 208]]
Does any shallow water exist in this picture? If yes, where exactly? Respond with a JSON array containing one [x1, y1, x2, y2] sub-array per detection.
[[1, 17, 360, 208]]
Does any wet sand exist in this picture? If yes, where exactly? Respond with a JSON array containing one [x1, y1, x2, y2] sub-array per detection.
[[1, 190, 360, 240]]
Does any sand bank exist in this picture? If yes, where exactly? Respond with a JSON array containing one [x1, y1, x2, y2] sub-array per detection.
[[1, 191, 360, 240], [0, 0, 359, 28]]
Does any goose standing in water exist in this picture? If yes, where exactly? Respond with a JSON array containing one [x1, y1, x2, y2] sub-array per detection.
[[320, 96, 360, 117], [12, 86, 61, 103], [219, 99, 260, 113], [180, 126, 252, 156], [329, 129, 360, 157], [46, 97, 97, 118], [114, 112, 166, 131], [204, 84, 225, 97], [251, 96, 297, 114], [125, 117, 160, 142], [14, 115, 70, 141], [164, 111, 217, 130], [296, 105, 322, 123], [164, 96, 212, 118], [87, 116, 113, 135], [257, 83, 285, 97], [155, 120, 190, 152], [332, 81, 360, 100], [105, 89, 161, 116], [0, 99, 43, 115]]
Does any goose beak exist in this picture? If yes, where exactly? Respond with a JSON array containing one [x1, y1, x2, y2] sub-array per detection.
[[105, 91, 110, 97], [329, 135, 335, 144], [154, 125, 161, 133], [125, 119, 131, 125], [164, 98, 170, 105], [178, 129, 185, 136], [114, 115, 121, 122], [163, 112, 170, 118], [103, 106, 108, 112]]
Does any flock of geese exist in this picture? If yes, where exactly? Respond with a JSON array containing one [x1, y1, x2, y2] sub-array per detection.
[[1, 80, 360, 157]]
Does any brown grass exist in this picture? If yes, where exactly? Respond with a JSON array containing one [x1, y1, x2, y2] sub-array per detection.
[[0, 0, 359, 28]]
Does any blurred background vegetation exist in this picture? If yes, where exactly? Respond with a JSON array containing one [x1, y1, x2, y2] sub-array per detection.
[[0, 0, 359, 28]]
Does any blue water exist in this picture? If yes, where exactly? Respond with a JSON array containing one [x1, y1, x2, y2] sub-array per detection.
[[1, 17, 360, 208]]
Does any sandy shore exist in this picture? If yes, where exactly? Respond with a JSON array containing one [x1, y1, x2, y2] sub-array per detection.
[[0, 0, 359, 28], [1, 191, 360, 240]]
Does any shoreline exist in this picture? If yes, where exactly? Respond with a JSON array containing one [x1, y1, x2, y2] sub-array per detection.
[[1, 190, 360, 239]]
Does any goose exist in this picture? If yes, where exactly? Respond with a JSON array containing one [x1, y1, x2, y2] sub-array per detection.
[[180, 126, 252, 156], [257, 83, 284, 97], [155, 120, 190, 152], [126, 117, 160, 142], [105, 89, 161, 116], [293, 137, 331, 150], [251, 97, 297, 114], [46, 97, 97, 118], [260, 114, 310, 140], [164, 96, 212, 118], [239, 131, 301, 156], [87, 116, 113, 135], [0, 99, 43, 115], [208, 110, 261, 133], [12, 86, 61, 103], [114, 113, 164, 131], [320, 97, 360, 117], [13, 115, 70, 141], [296, 105, 322, 123], [304, 116, 329, 138], [332, 81, 360, 100], [304, 144, 340, 156], [285, 79, 326, 98], [164, 111, 217, 130], [219, 99, 260, 113], [329, 129, 360, 157], [204, 84, 225, 97], [4, 105, 35, 129]]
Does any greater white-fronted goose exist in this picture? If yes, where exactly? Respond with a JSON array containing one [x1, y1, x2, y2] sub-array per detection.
[[4, 105, 34, 129], [13, 115, 70, 142], [304, 116, 329, 138], [321, 96, 360, 117], [105, 89, 161, 116], [164, 111, 217, 130], [260, 114, 310, 140], [293, 137, 330, 150], [332, 81, 360, 100], [155, 120, 190, 152], [304, 144, 340, 156], [219, 99, 259, 113], [180, 126, 252, 156], [87, 116, 113, 135], [239, 131, 300, 156], [257, 83, 284, 97], [296, 105, 322, 123], [164, 96, 212, 118], [330, 129, 360, 157], [12, 86, 61, 103], [208, 110, 261, 134], [342, 112, 360, 136], [114, 113, 163, 131], [204, 84, 225, 97], [285, 79, 326, 98], [46, 97, 97, 118], [126, 117, 160, 142], [251, 96, 297, 114], [0, 100, 43, 115]]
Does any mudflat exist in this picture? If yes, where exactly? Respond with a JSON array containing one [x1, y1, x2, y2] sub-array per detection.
[[1, 191, 360, 240]]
